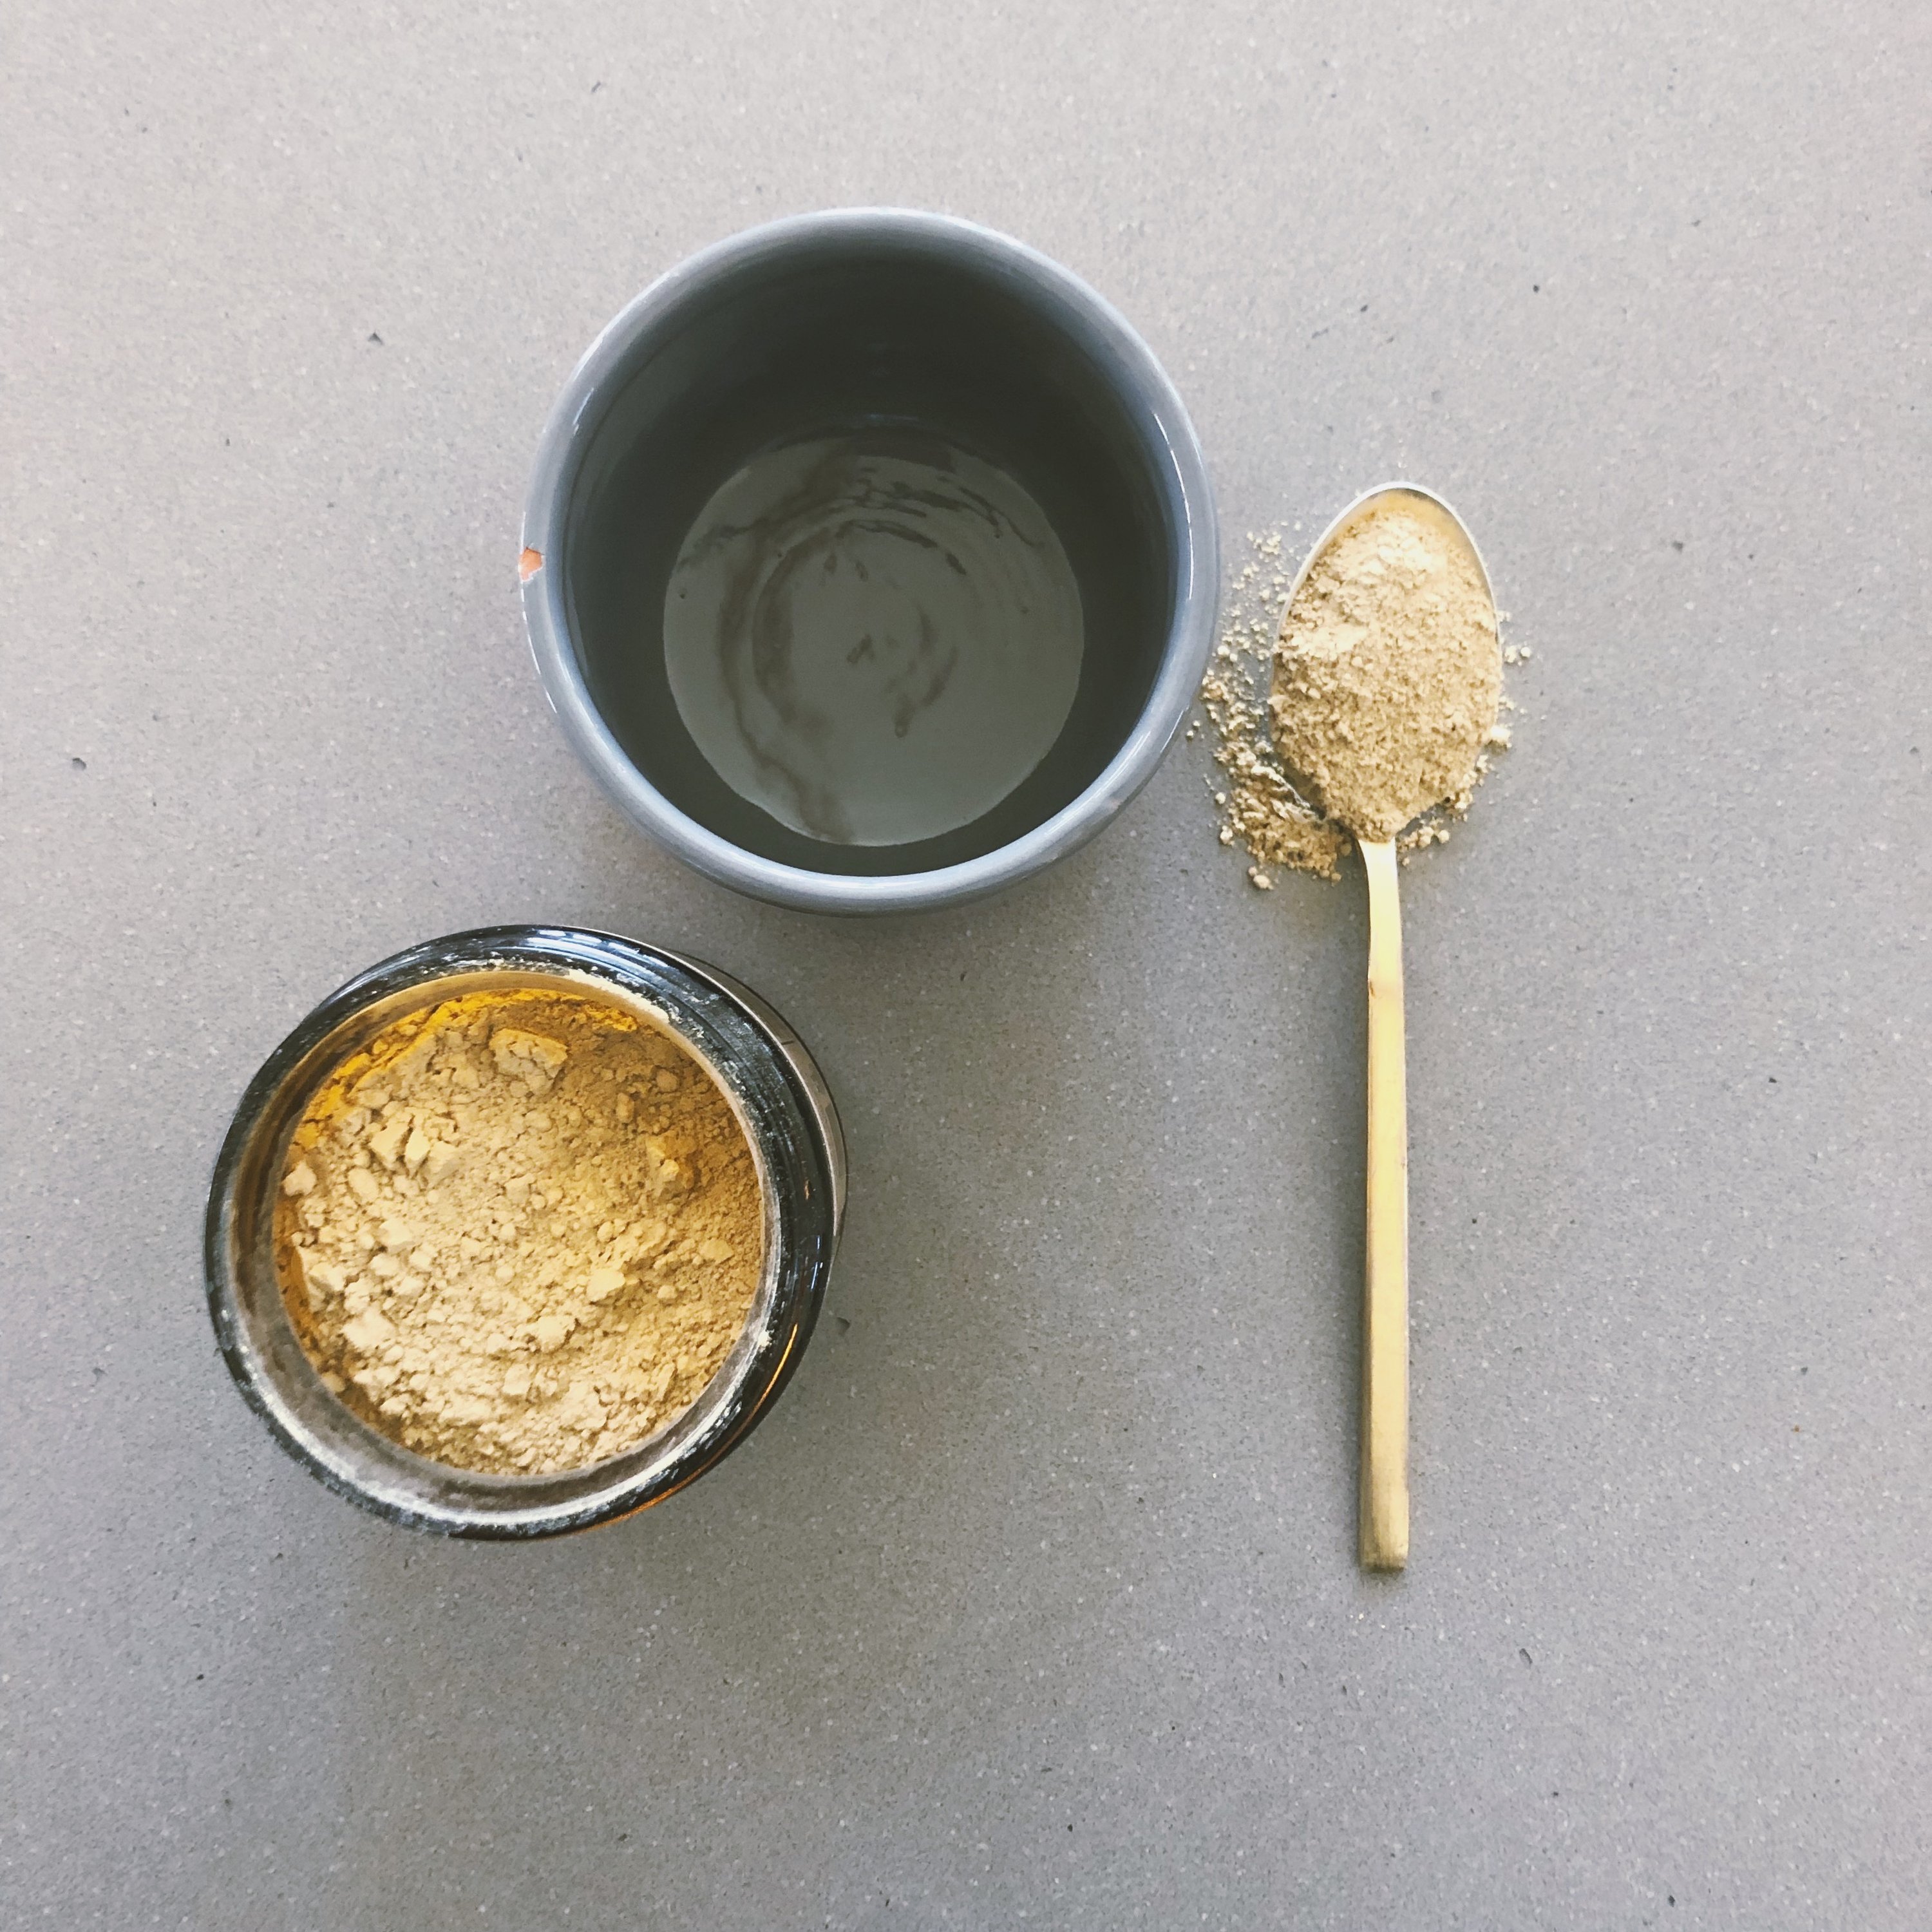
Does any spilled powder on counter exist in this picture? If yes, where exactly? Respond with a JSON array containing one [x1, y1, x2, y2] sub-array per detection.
[[1196, 530, 1351, 884], [276, 988, 764, 1475], [1195, 506, 1512, 882]]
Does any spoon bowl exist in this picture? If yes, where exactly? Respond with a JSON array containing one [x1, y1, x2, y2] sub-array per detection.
[[1282, 484, 1495, 614], [1275, 483, 1499, 838]]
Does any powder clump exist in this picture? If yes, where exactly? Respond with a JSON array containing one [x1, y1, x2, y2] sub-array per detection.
[[1269, 500, 1502, 842], [1198, 504, 1510, 879], [1197, 532, 1350, 883], [275, 988, 764, 1475]]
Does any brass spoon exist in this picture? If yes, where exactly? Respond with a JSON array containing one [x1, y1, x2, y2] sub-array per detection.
[[1272, 484, 1499, 1571]]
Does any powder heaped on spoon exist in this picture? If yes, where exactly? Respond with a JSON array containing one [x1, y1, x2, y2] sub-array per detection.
[[1268, 498, 1502, 842]]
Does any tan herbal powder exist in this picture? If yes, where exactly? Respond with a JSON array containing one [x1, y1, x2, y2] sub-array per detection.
[[1197, 502, 1515, 883], [1270, 499, 1503, 841], [275, 987, 764, 1475]]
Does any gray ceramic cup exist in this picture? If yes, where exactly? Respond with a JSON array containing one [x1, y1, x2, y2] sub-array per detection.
[[520, 209, 1217, 915]]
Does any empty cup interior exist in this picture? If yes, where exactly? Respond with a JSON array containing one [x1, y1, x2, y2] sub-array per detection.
[[560, 235, 1181, 876]]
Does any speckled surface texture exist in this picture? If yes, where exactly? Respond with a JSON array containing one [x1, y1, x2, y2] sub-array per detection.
[[4, 5, 1929, 1926]]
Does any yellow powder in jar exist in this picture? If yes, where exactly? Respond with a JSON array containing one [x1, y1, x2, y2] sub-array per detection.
[[274, 987, 764, 1475]]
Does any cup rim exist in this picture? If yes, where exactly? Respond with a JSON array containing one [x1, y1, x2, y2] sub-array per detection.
[[519, 207, 1218, 915]]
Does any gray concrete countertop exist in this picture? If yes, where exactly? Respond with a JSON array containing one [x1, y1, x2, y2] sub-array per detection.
[[4, 5, 1927, 1926]]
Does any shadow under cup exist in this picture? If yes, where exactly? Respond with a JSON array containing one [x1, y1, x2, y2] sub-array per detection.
[[527, 213, 1214, 909]]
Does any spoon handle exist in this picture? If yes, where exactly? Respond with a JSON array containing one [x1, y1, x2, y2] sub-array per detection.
[[1359, 838, 1410, 1569]]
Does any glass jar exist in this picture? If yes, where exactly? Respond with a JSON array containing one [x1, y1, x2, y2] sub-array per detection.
[[204, 925, 844, 1537]]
